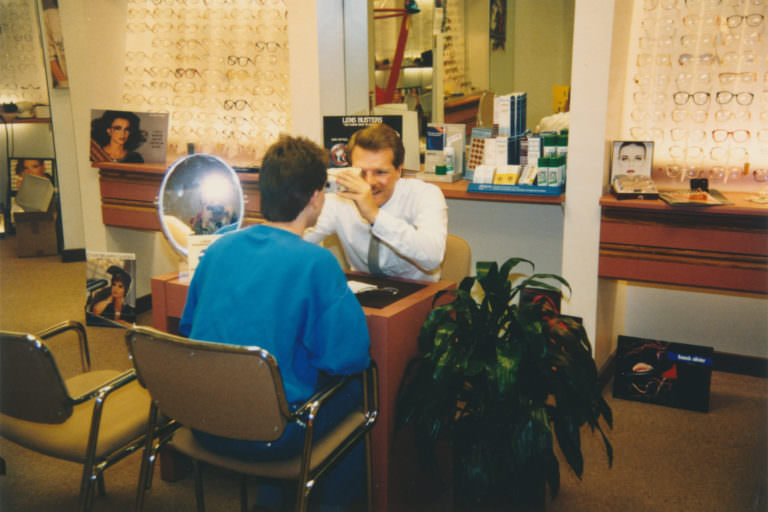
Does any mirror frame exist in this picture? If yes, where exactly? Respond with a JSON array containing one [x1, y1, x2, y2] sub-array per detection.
[[157, 153, 245, 259]]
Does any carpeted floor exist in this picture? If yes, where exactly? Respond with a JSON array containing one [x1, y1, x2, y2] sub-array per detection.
[[1, 234, 766, 511]]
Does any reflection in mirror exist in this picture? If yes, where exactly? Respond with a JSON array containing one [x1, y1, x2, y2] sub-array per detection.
[[157, 154, 244, 258], [372, 1, 574, 133], [0, 0, 58, 238]]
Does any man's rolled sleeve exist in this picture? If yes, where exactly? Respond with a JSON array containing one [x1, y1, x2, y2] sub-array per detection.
[[371, 184, 447, 272]]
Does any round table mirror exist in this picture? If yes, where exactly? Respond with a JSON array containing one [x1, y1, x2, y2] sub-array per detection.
[[157, 154, 244, 259]]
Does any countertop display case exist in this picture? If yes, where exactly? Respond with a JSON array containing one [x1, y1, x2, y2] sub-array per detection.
[[598, 192, 768, 294]]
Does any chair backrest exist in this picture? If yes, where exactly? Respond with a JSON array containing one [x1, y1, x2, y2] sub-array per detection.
[[125, 326, 290, 442], [0, 331, 72, 423], [322, 233, 350, 271], [440, 234, 472, 284]]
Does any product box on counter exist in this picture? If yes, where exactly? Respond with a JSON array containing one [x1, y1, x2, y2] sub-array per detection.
[[613, 335, 713, 413], [423, 123, 465, 180]]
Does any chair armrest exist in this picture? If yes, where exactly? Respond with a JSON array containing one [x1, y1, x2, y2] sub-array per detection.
[[362, 361, 379, 422], [70, 369, 138, 405], [35, 320, 91, 373], [291, 362, 379, 422], [291, 374, 354, 421]]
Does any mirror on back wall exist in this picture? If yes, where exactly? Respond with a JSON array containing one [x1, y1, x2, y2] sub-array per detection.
[[372, 0, 574, 136], [0, 0, 61, 246]]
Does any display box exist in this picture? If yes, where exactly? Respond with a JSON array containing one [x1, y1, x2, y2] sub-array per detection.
[[424, 123, 465, 179], [15, 210, 58, 257], [609, 141, 658, 199], [613, 335, 713, 413]]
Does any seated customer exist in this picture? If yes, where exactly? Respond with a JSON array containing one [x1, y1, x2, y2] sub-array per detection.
[[304, 123, 448, 281], [180, 134, 371, 510]]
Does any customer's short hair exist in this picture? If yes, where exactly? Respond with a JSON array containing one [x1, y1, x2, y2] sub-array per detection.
[[260, 135, 328, 222], [348, 123, 405, 169]]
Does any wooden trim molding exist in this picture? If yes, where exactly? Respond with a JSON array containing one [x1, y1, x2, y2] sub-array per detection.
[[94, 162, 262, 232]]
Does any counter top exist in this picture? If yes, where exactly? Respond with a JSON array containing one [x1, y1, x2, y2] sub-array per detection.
[[598, 191, 767, 294], [435, 179, 564, 204], [600, 191, 768, 218]]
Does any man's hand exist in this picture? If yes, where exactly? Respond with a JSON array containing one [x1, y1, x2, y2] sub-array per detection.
[[335, 170, 379, 225]]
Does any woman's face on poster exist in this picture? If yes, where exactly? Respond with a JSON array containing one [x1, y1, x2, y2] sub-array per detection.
[[618, 144, 647, 174], [111, 279, 126, 299], [107, 118, 131, 146]]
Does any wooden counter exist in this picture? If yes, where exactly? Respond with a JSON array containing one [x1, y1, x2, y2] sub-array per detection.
[[95, 160, 564, 234], [93, 161, 262, 230], [598, 192, 768, 294]]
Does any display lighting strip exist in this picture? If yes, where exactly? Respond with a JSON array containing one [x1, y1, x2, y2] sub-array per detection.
[[622, 0, 767, 191]]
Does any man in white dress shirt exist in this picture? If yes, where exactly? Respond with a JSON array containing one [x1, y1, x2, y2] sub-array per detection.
[[305, 123, 448, 281]]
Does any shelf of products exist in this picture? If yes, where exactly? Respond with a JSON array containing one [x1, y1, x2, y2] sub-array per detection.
[[434, 179, 564, 204]]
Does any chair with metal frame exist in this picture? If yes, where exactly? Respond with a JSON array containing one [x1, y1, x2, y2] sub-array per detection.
[[0, 320, 151, 512], [125, 325, 379, 512]]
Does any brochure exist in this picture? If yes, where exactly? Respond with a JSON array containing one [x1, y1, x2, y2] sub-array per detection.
[[658, 189, 731, 206]]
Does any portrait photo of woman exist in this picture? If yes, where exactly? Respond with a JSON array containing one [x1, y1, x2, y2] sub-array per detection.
[[90, 110, 146, 163], [90, 265, 136, 325], [612, 141, 653, 177]]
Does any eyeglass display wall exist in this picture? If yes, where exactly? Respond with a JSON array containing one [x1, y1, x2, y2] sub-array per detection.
[[0, 0, 49, 106], [622, 0, 767, 191], [122, 0, 289, 166]]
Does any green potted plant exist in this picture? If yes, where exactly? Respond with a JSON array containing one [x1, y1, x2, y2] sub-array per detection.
[[395, 258, 613, 510]]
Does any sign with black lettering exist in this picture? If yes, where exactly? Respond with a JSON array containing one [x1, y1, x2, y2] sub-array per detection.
[[322, 115, 403, 168]]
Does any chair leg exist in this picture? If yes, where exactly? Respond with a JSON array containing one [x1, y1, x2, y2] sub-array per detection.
[[239, 475, 248, 512], [136, 446, 155, 511], [97, 472, 106, 496], [365, 431, 373, 512], [295, 479, 311, 512], [145, 449, 156, 490], [78, 464, 96, 512], [193, 459, 205, 512], [0, 456, 5, 475]]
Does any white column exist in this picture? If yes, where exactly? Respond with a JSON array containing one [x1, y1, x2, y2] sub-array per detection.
[[560, 0, 616, 352]]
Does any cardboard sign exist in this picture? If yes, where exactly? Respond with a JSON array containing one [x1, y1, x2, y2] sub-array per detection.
[[322, 115, 402, 168], [613, 335, 713, 413]]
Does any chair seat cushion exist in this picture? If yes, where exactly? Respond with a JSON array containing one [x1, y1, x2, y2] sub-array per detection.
[[170, 410, 369, 479], [0, 370, 150, 463]]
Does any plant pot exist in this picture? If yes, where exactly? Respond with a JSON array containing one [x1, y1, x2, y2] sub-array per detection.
[[455, 477, 546, 512]]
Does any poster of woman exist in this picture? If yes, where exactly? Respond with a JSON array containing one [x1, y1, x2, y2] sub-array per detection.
[[90, 109, 169, 164], [85, 252, 137, 327]]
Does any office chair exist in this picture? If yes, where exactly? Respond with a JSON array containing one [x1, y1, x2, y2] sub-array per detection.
[[440, 234, 472, 284], [321, 233, 350, 271], [0, 320, 151, 512], [126, 325, 379, 512]]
